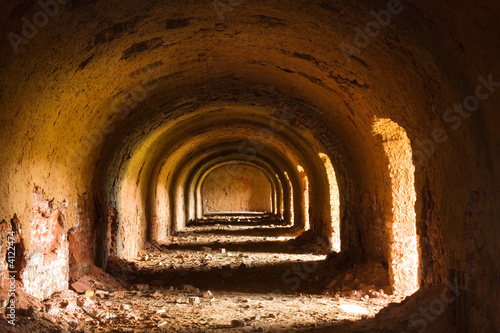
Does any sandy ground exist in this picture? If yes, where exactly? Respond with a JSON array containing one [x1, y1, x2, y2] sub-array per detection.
[[4, 223, 404, 332]]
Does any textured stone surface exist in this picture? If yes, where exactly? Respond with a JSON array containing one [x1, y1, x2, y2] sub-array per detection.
[[21, 190, 69, 300], [202, 164, 273, 214], [0, 0, 498, 330]]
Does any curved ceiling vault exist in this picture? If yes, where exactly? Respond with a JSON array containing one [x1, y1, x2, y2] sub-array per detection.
[[192, 157, 286, 218], [0, 1, 499, 329], [96, 108, 340, 258]]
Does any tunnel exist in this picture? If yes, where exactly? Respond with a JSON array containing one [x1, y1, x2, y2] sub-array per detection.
[[0, 0, 499, 332]]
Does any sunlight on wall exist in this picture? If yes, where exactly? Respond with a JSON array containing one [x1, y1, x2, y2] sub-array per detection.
[[297, 165, 310, 231], [276, 174, 284, 217], [372, 118, 419, 296], [319, 153, 341, 252], [284, 171, 294, 225]]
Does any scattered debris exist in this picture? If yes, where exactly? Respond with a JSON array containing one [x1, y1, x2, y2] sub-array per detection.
[[3, 224, 405, 332], [188, 296, 200, 305], [231, 319, 246, 327], [70, 277, 93, 294]]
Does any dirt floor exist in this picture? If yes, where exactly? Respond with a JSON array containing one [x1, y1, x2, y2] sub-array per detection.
[[2, 222, 409, 332]]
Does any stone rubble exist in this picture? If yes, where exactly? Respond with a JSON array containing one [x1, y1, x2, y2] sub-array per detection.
[[0, 225, 453, 332]]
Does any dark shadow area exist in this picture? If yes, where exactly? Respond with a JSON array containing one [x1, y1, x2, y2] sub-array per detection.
[[188, 215, 286, 227], [109, 258, 333, 295], [183, 226, 299, 237], [160, 240, 311, 255], [209, 320, 364, 332], [188, 219, 287, 227], [291, 320, 367, 332], [202, 213, 273, 217]]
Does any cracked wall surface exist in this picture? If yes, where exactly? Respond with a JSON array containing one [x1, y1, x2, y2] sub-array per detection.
[[0, 0, 499, 331]]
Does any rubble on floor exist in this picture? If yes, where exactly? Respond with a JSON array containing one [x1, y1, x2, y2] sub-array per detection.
[[352, 285, 458, 332], [70, 264, 127, 295], [1, 224, 417, 332], [321, 262, 394, 302]]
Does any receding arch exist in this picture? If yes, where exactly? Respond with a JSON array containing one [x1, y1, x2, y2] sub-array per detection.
[[193, 159, 283, 219], [319, 152, 341, 252], [185, 152, 289, 223], [201, 163, 274, 215]]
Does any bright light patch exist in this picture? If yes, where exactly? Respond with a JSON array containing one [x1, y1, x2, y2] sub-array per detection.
[[297, 165, 309, 231], [339, 303, 369, 315], [319, 153, 341, 252], [284, 171, 294, 225], [372, 118, 420, 296]]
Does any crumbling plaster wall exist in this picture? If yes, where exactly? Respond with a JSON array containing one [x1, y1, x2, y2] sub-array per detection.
[[0, 1, 498, 330]]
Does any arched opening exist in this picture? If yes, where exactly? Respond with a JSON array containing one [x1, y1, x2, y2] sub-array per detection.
[[372, 118, 420, 296], [201, 163, 274, 216], [319, 153, 341, 252], [284, 171, 294, 226], [188, 156, 288, 225], [2, 1, 496, 331], [297, 165, 310, 231]]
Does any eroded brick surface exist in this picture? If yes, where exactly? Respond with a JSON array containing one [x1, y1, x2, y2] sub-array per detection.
[[21, 189, 69, 300]]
